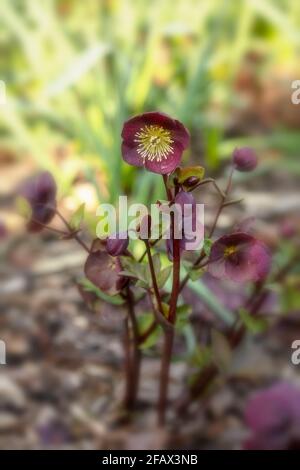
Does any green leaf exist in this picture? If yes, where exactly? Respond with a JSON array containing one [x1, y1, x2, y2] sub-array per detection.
[[69, 203, 85, 230], [122, 252, 169, 290], [203, 238, 213, 257], [140, 327, 162, 350], [152, 252, 161, 273], [120, 257, 149, 286], [161, 302, 170, 318], [79, 278, 124, 305], [176, 166, 205, 189], [189, 266, 205, 281], [175, 304, 192, 331], [238, 308, 268, 334], [135, 279, 149, 289], [137, 313, 161, 350], [168, 166, 205, 190], [182, 260, 204, 282], [156, 266, 172, 288], [177, 304, 192, 316]]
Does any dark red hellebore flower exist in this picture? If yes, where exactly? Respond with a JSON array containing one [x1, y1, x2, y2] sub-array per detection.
[[121, 112, 190, 174], [208, 232, 271, 283]]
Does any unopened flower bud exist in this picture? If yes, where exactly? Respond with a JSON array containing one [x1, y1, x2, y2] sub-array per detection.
[[174, 190, 196, 220], [233, 147, 258, 172], [19, 171, 57, 232], [106, 231, 129, 256], [184, 176, 200, 188]]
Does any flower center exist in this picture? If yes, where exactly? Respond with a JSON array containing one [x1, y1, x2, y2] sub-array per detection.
[[134, 125, 174, 162], [224, 245, 238, 258]]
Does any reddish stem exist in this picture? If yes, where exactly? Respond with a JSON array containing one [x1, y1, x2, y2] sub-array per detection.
[[122, 286, 141, 411], [144, 240, 164, 317], [122, 317, 134, 410], [157, 174, 181, 425], [55, 209, 91, 253]]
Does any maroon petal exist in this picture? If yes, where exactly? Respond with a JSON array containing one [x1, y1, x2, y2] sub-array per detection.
[[140, 112, 190, 149], [144, 143, 183, 174], [122, 112, 189, 147], [224, 253, 257, 283], [121, 142, 143, 167], [217, 232, 254, 247], [121, 114, 149, 144], [207, 256, 226, 279], [249, 241, 272, 281], [209, 237, 228, 263]]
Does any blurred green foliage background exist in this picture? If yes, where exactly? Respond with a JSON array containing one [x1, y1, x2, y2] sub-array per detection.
[[0, 0, 300, 205]]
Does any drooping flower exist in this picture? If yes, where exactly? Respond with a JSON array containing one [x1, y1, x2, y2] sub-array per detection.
[[166, 191, 202, 260], [233, 147, 258, 172], [84, 250, 126, 295], [244, 382, 300, 450], [106, 231, 129, 256], [174, 190, 199, 240], [121, 112, 190, 174], [184, 176, 200, 189], [174, 190, 196, 221], [20, 172, 57, 232], [208, 232, 271, 283]]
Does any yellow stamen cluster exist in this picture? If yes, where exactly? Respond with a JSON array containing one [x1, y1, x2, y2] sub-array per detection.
[[134, 125, 174, 162], [224, 245, 238, 258]]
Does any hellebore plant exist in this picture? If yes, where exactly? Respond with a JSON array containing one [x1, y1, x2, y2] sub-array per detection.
[[18, 111, 299, 431]]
